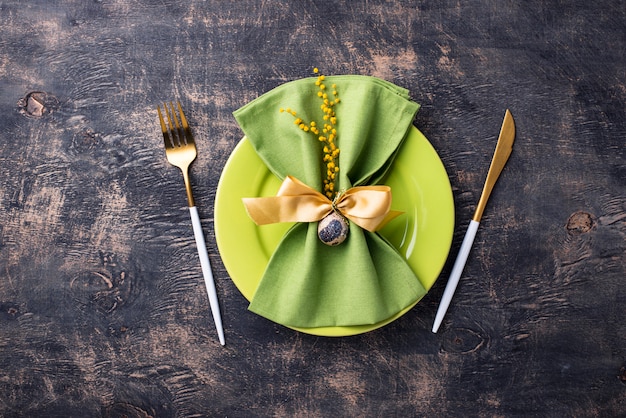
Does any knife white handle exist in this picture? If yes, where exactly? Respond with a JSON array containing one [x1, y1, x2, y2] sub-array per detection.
[[189, 206, 225, 345], [432, 219, 480, 333]]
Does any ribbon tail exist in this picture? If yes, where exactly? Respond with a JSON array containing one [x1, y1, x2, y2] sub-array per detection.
[[376, 210, 404, 231], [343, 210, 403, 232]]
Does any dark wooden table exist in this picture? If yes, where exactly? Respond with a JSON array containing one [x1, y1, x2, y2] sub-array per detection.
[[1, 1, 624, 417]]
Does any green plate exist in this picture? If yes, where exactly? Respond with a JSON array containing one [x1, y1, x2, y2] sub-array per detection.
[[214, 126, 454, 336]]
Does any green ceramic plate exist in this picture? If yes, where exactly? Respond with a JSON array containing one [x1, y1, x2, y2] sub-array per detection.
[[214, 126, 454, 336]]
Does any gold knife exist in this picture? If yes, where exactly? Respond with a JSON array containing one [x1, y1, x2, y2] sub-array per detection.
[[432, 109, 516, 333]]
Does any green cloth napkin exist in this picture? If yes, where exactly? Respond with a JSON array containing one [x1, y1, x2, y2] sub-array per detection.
[[233, 75, 426, 328]]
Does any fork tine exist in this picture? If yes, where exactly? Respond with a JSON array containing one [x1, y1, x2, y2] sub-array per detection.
[[157, 105, 173, 148], [164, 102, 181, 147], [170, 101, 184, 147], [176, 101, 195, 145]]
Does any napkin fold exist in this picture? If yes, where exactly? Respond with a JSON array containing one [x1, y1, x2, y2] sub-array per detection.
[[233, 75, 426, 328]]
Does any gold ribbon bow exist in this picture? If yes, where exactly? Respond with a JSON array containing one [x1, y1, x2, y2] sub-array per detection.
[[242, 175, 401, 232]]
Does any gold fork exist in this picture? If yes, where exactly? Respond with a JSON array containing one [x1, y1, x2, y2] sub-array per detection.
[[157, 101, 225, 346]]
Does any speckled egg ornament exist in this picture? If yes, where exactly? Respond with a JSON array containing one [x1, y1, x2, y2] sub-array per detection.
[[317, 211, 349, 246]]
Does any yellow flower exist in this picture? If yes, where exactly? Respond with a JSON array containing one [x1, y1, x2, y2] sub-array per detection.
[[280, 69, 341, 198]]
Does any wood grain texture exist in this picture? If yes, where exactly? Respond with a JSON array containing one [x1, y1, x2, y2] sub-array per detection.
[[0, 0, 624, 416]]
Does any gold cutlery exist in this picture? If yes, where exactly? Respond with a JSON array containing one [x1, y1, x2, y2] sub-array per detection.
[[432, 109, 516, 333], [158, 101, 225, 345]]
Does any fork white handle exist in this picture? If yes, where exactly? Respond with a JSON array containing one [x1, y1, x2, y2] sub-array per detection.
[[189, 206, 225, 345], [432, 219, 479, 333]]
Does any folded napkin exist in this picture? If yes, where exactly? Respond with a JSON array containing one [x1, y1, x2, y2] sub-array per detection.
[[233, 75, 426, 328]]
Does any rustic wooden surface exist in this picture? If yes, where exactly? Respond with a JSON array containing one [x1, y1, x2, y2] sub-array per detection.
[[0, 1, 624, 417]]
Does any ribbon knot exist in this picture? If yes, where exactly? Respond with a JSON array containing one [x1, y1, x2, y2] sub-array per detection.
[[242, 175, 401, 232]]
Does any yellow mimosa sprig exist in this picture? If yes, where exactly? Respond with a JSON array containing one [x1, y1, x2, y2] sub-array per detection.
[[280, 68, 341, 199]]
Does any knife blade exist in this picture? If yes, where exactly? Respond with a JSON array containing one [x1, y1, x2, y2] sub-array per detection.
[[432, 109, 516, 333]]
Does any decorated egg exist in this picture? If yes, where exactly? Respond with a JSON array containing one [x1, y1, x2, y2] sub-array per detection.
[[317, 212, 349, 246]]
